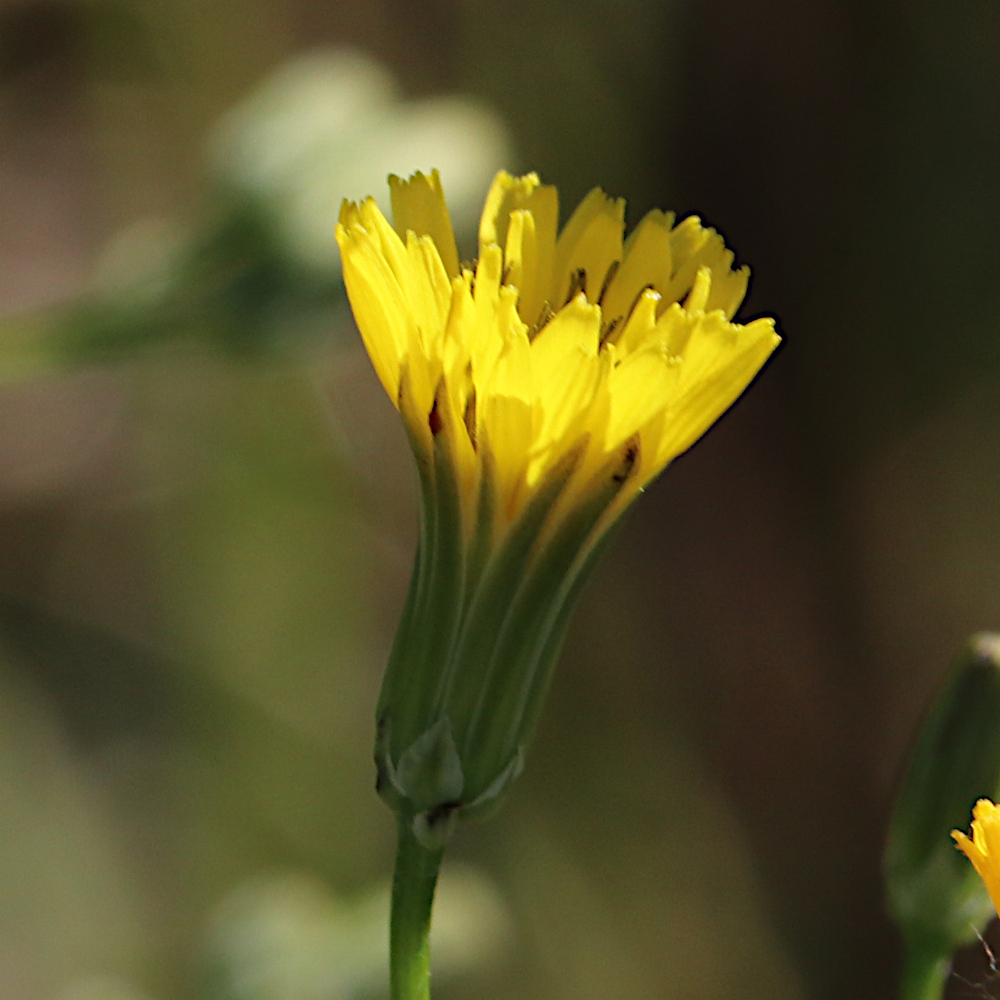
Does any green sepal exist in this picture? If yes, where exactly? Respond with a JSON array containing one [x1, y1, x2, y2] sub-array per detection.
[[375, 715, 405, 811], [458, 747, 524, 823], [377, 412, 640, 829], [439, 437, 589, 739], [410, 806, 459, 851], [377, 714, 465, 850], [460, 444, 497, 613], [509, 518, 623, 755], [457, 438, 638, 799], [376, 526, 426, 723], [378, 380, 468, 761], [376, 370, 437, 724], [394, 716, 464, 814]]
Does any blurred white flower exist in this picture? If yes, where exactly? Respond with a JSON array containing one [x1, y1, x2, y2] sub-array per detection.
[[204, 865, 512, 1000], [57, 977, 154, 1000], [208, 50, 512, 274]]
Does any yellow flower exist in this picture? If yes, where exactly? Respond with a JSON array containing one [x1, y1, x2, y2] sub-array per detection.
[[337, 169, 779, 542], [953, 798, 1000, 915], [336, 169, 779, 844]]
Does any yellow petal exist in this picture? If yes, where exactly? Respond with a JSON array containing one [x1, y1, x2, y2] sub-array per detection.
[[474, 243, 504, 311], [479, 324, 534, 519], [480, 397, 533, 521], [655, 302, 699, 358], [336, 221, 409, 401], [470, 245, 507, 387], [505, 209, 549, 328], [479, 172, 557, 258], [604, 344, 683, 453], [553, 187, 626, 310], [397, 358, 433, 458], [390, 170, 460, 279], [434, 370, 478, 515], [613, 287, 661, 356], [954, 798, 1000, 916], [684, 267, 713, 313], [479, 170, 535, 248], [649, 316, 780, 468], [665, 216, 750, 319], [441, 271, 476, 399], [708, 262, 750, 319], [547, 426, 639, 554], [480, 308, 533, 405], [339, 199, 362, 228], [402, 316, 440, 435], [599, 209, 674, 328], [356, 197, 410, 289], [673, 312, 772, 394], [404, 231, 453, 358], [521, 185, 558, 314], [479, 171, 558, 326], [529, 296, 603, 458]]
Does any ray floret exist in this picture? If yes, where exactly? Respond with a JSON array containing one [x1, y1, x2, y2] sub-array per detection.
[[953, 798, 1000, 916]]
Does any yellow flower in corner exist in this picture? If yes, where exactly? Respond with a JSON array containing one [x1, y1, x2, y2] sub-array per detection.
[[953, 798, 1000, 915], [336, 169, 779, 845]]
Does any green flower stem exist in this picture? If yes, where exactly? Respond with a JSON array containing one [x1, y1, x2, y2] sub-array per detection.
[[390, 813, 445, 1000], [900, 951, 951, 1000]]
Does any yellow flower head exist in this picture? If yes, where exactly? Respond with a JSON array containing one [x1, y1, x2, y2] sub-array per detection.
[[337, 170, 780, 842], [953, 798, 1000, 915], [337, 169, 779, 542]]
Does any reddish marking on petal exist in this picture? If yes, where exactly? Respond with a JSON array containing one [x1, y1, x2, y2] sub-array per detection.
[[428, 399, 443, 436]]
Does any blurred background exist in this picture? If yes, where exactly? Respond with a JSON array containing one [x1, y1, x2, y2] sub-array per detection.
[[1, 1, 999, 998]]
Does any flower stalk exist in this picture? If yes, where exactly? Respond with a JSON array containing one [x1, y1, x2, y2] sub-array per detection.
[[390, 813, 445, 1000]]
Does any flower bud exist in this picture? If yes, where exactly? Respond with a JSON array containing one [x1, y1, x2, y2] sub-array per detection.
[[885, 634, 1000, 970], [338, 169, 779, 845]]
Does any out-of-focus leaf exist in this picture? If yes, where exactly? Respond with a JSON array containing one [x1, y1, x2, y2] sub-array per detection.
[[0, 595, 181, 749], [135, 346, 385, 880], [0, 639, 154, 994]]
